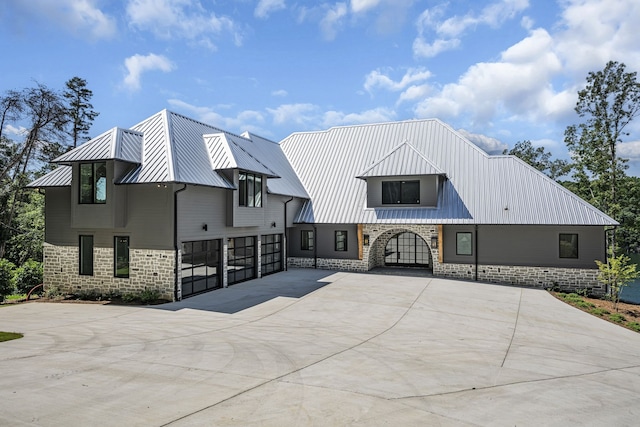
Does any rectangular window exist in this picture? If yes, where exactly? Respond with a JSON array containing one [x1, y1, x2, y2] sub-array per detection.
[[114, 236, 130, 278], [335, 230, 348, 251], [382, 180, 420, 204], [456, 232, 473, 256], [79, 235, 94, 275], [238, 172, 263, 207], [559, 233, 578, 258], [79, 162, 107, 204], [301, 230, 314, 251]]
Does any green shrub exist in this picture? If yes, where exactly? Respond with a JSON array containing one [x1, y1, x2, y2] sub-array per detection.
[[0, 259, 16, 301], [139, 289, 160, 304], [44, 285, 63, 300], [121, 293, 137, 303], [627, 322, 640, 332], [609, 313, 626, 323], [14, 260, 43, 294], [590, 307, 611, 317]]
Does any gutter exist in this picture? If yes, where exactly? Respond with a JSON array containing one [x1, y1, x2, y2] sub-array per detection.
[[173, 184, 188, 301], [283, 197, 294, 271]]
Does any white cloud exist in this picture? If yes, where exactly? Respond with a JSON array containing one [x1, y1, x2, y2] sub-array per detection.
[[555, 0, 640, 73], [323, 107, 396, 127], [3, 124, 27, 136], [364, 67, 431, 93], [350, 0, 382, 14], [619, 140, 640, 161], [8, 0, 116, 39], [271, 89, 288, 97], [320, 2, 348, 40], [126, 0, 243, 48], [267, 103, 320, 126], [457, 129, 509, 154], [123, 53, 175, 91], [255, 0, 286, 19], [168, 99, 268, 135], [397, 84, 431, 104], [413, 0, 529, 58], [414, 28, 567, 124]]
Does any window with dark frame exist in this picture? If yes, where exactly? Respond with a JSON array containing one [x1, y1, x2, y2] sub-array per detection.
[[114, 236, 130, 278], [335, 230, 347, 251], [79, 235, 94, 275], [79, 162, 107, 204], [301, 230, 314, 251], [456, 232, 473, 256], [382, 180, 420, 204], [559, 233, 578, 258], [239, 171, 263, 207]]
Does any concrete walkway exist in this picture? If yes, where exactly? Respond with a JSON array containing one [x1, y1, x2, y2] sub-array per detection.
[[1, 269, 640, 426]]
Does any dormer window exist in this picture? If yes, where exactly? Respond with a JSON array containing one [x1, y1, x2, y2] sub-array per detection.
[[79, 162, 107, 204], [382, 180, 420, 205], [239, 172, 263, 207]]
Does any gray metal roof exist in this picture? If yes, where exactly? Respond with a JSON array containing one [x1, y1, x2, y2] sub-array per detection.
[[280, 119, 617, 226], [32, 110, 307, 196], [206, 132, 279, 178], [240, 132, 309, 198], [357, 140, 445, 178], [26, 165, 72, 188], [53, 128, 142, 164]]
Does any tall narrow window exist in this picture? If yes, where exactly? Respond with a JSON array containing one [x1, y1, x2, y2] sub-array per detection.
[[79, 235, 94, 275], [335, 230, 348, 251], [382, 180, 420, 204], [456, 232, 473, 256], [79, 162, 107, 204], [239, 172, 263, 207], [559, 234, 578, 258], [114, 236, 130, 278], [301, 230, 314, 251]]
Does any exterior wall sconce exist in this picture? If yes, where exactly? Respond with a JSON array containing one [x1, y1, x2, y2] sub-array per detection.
[[202, 224, 208, 231], [431, 235, 438, 249], [271, 221, 276, 228], [363, 234, 370, 246]]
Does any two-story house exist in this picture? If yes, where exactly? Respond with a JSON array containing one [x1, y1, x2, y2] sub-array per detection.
[[28, 110, 617, 300]]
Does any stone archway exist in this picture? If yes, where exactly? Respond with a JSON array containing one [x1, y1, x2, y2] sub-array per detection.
[[364, 225, 437, 271]]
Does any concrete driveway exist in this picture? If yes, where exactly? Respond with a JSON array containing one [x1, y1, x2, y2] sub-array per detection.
[[1, 269, 640, 426]]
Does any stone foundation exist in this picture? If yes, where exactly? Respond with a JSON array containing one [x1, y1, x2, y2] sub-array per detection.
[[288, 257, 367, 271], [43, 243, 176, 301], [437, 262, 604, 295]]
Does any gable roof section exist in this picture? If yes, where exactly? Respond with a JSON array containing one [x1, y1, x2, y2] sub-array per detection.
[[53, 128, 142, 164], [205, 132, 279, 178], [357, 140, 445, 178], [280, 119, 617, 226]]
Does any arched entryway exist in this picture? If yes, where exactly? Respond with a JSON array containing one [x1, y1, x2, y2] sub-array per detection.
[[384, 232, 430, 267]]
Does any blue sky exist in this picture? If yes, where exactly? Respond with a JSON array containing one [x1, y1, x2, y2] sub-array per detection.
[[1, 0, 639, 176]]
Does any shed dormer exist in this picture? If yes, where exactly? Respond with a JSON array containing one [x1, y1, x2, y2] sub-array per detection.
[[357, 141, 446, 208]]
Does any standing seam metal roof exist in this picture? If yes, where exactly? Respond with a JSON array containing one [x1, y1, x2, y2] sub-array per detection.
[[280, 119, 617, 226]]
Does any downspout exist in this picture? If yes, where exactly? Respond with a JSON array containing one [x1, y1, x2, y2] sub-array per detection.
[[604, 226, 617, 296], [173, 184, 187, 301], [283, 197, 294, 271], [313, 224, 318, 269], [474, 225, 479, 281]]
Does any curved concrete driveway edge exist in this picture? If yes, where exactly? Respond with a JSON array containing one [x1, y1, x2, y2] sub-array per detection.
[[1, 269, 639, 426]]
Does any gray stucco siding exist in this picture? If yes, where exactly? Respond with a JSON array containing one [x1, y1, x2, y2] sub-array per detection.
[[45, 187, 74, 245], [443, 225, 605, 269], [288, 224, 359, 259], [365, 175, 439, 208]]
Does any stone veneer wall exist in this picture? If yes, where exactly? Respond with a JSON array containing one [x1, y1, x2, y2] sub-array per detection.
[[437, 262, 604, 295], [43, 243, 176, 300]]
